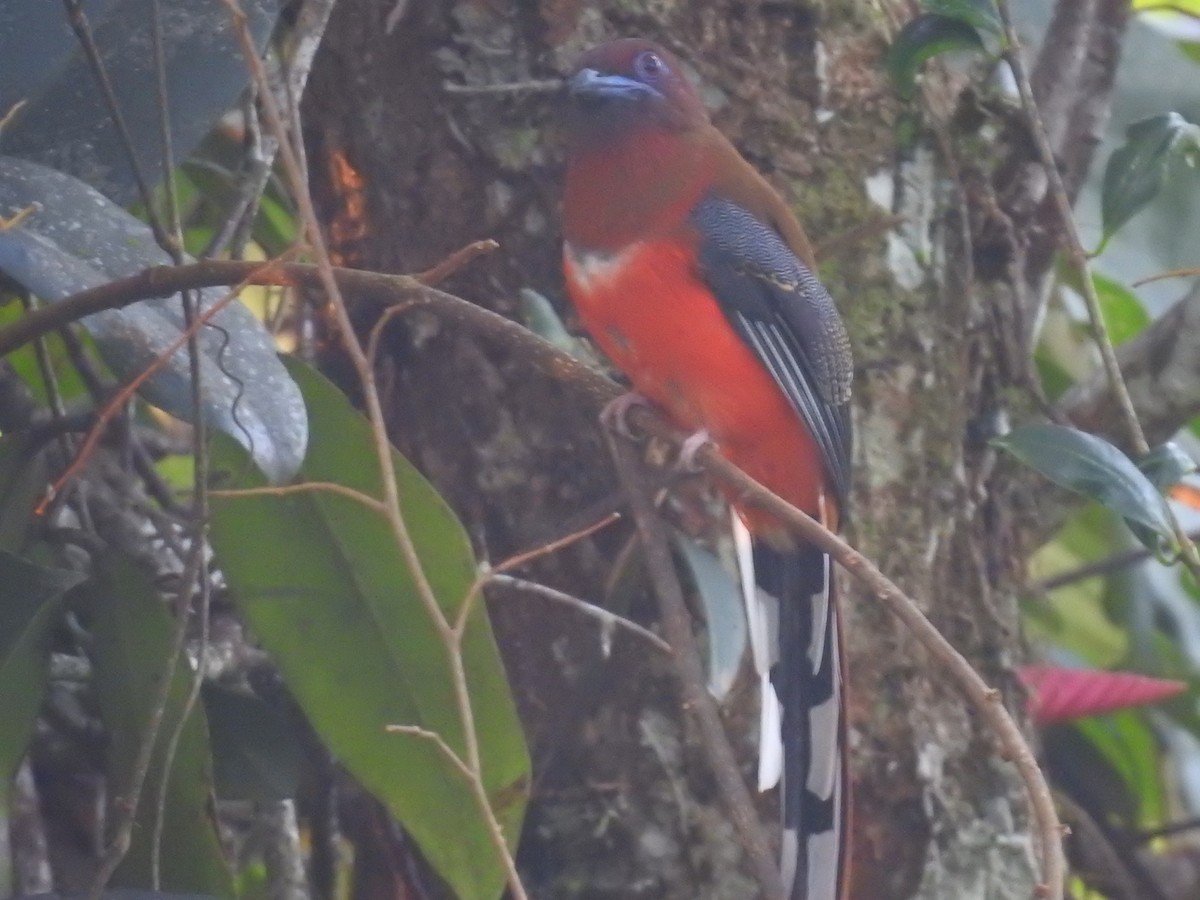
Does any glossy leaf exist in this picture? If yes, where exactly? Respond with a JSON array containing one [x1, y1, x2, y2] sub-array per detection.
[[209, 360, 529, 900], [886, 14, 985, 98], [0, 0, 279, 205], [921, 0, 1000, 33], [995, 423, 1174, 541], [675, 534, 747, 700], [0, 552, 83, 793], [1020, 665, 1186, 725], [0, 156, 307, 483], [85, 556, 232, 898], [1100, 113, 1200, 248]]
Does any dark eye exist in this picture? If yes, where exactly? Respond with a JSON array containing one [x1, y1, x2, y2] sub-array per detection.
[[634, 50, 666, 81]]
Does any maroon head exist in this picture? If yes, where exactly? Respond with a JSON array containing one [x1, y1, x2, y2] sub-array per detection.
[[564, 39, 709, 145]]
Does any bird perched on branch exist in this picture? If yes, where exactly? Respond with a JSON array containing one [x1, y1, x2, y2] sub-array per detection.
[[560, 38, 853, 900]]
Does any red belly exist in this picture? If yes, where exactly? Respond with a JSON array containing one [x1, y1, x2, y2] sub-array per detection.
[[565, 239, 829, 529]]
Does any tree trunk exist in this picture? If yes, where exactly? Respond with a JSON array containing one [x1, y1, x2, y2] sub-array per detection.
[[303, 1, 1044, 896]]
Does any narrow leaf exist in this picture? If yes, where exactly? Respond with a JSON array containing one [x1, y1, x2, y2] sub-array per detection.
[[994, 423, 1174, 541], [886, 14, 985, 98], [0, 552, 83, 791], [1100, 112, 1200, 246], [675, 535, 747, 700], [209, 360, 529, 900]]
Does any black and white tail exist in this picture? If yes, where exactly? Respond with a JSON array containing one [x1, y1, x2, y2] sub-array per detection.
[[735, 516, 848, 900]]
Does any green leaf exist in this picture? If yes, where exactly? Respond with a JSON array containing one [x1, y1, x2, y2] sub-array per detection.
[[0, 551, 82, 792], [920, 0, 1001, 33], [886, 14, 986, 98], [85, 555, 233, 898], [202, 684, 299, 803], [994, 423, 1174, 542], [1092, 273, 1151, 345], [1100, 113, 1200, 248], [209, 359, 529, 900], [1073, 711, 1166, 827]]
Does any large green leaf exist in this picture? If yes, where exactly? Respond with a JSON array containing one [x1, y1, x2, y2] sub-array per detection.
[[202, 684, 299, 803], [0, 157, 308, 483], [995, 423, 1174, 543], [0, 551, 83, 792], [208, 360, 529, 900], [85, 556, 232, 898]]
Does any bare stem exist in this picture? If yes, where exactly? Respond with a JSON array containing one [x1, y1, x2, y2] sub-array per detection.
[[489, 573, 671, 655], [606, 431, 787, 900]]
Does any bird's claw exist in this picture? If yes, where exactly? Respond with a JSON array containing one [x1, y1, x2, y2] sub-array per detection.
[[601, 391, 653, 439], [677, 429, 713, 471]]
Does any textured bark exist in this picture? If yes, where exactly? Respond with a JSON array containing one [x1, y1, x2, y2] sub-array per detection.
[[303, 1, 1043, 896]]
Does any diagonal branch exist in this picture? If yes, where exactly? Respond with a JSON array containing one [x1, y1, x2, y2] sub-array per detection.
[[605, 431, 786, 900]]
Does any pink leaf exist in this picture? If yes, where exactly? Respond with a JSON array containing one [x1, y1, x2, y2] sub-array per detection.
[[1018, 665, 1187, 725]]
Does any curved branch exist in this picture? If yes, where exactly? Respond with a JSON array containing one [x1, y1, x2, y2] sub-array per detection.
[[4, 253, 1067, 894]]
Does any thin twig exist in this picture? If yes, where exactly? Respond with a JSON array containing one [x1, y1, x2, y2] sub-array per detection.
[[147, 1, 213, 884], [492, 511, 622, 575], [210, 481, 391, 517], [384, 725, 473, 781], [442, 79, 562, 95], [489, 573, 671, 656], [1032, 527, 1200, 592], [414, 239, 500, 286], [606, 431, 787, 900], [1132, 267, 1200, 287], [995, 0, 1200, 588]]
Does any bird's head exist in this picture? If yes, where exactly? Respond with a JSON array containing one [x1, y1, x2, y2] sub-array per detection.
[[564, 39, 708, 144]]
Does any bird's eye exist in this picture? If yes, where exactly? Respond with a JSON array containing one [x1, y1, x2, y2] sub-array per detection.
[[634, 50, 666, 81]]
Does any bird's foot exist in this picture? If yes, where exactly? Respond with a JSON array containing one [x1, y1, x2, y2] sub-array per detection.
[[601, 391, 654, 439], [677, 429, 713, 471]]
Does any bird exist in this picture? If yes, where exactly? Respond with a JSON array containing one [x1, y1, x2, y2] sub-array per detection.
[[559, 38, 853, 900]]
